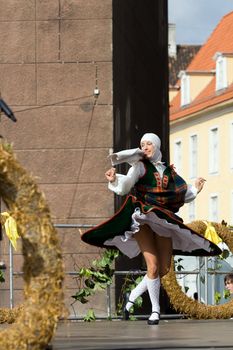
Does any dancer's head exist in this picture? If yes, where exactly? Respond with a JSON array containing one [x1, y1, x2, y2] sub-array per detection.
[[140, 133, 162, 162]]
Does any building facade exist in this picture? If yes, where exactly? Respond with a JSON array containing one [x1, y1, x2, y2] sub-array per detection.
[[169, 11, 233, 305], [170, 11, 233, 227], [0, 0, 169, 317]]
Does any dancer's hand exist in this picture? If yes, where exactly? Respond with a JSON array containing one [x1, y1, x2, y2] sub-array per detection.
[[195, 177, 206, 193], [105, 168, 116, 182]]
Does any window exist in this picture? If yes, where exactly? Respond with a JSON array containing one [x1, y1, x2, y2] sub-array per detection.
[[209, 194, 218, 222], [188, 201, 195, 222], [230, 121, 233, 169], [189, 134, 198, 178], [174, 139, 182, 173], [215, 54, 227, 91], [209, 127, 219, 174], [180, 73, 190, 106], [231, 191, 233, 226]]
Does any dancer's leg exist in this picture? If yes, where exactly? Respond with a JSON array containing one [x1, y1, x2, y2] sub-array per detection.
[[134, 225, 160, 323], [146, 276, 160, 322], [134, 225, 159, 278], [154, 234, 173, 277], [125, 275, 148, 311]]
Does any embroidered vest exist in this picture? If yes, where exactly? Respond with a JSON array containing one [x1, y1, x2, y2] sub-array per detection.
[[134, 159, 187, 213]]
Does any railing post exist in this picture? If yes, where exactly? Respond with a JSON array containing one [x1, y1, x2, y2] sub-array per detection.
[[9, 242, 14, 308], [197, 256, 201, 302], [106, 285, 111, 319], [204, 256, 208, 304]]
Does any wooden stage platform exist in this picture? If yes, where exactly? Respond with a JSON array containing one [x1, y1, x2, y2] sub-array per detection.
[[50, 318, 233, 349]]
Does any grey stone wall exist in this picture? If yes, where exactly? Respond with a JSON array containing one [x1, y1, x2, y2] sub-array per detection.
[[0, 0, 169, 318], [0, 0, 113, 317]]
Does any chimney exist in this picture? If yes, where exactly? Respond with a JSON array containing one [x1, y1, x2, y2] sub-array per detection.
[[168, 23, 177, 58]]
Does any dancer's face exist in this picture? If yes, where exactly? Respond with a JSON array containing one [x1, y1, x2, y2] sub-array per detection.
[[140, 140, 155, 159]]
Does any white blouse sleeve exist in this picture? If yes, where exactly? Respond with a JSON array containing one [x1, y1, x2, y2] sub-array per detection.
[[108, 162, 145, 196], [185, 184, 198, 203]]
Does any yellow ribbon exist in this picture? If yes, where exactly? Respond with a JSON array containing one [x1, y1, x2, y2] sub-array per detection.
[[203, 220, 222, 245], [1, 212, 19, 250]]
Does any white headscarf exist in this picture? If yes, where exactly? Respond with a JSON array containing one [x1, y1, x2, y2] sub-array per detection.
[[108, 132, 162, 166], [109, 147, 144, 166], [140, 133, 162, 163]]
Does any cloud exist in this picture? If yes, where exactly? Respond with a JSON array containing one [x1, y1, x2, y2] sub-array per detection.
[[168, 0, 233, 44]]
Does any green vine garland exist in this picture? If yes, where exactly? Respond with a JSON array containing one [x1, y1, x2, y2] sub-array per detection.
[[72, 248, 119, 321]]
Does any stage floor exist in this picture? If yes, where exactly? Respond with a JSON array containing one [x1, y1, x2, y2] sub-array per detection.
[[50, 318, 233, 349]]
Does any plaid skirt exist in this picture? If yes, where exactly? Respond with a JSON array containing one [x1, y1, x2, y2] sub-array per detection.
[[81, 195, 222, 257]]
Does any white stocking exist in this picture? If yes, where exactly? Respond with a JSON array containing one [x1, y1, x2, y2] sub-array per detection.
[[126, 275, 148, 311], [146, 275, 160, 321]]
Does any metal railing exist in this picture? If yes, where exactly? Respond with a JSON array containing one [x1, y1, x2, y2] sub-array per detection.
[[5, 223, 232, 317], [8, 223, 94, 309]]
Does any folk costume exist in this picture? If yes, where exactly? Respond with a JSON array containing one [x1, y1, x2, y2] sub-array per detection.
[[81, 133, 221, 324]]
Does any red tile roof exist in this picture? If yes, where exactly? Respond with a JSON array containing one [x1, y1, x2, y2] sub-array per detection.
[[170, 11, 233, 121], [169, 45, 201, 86]]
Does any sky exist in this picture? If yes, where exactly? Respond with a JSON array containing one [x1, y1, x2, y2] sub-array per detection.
[[168, 0, 233, 45]]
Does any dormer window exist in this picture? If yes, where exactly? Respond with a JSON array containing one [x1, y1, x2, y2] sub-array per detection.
[[215, 53, 227, 91], [180, 71, 190, 106]]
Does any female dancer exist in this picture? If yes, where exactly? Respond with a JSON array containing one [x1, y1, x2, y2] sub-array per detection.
[[81, 132, 221, 325]]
